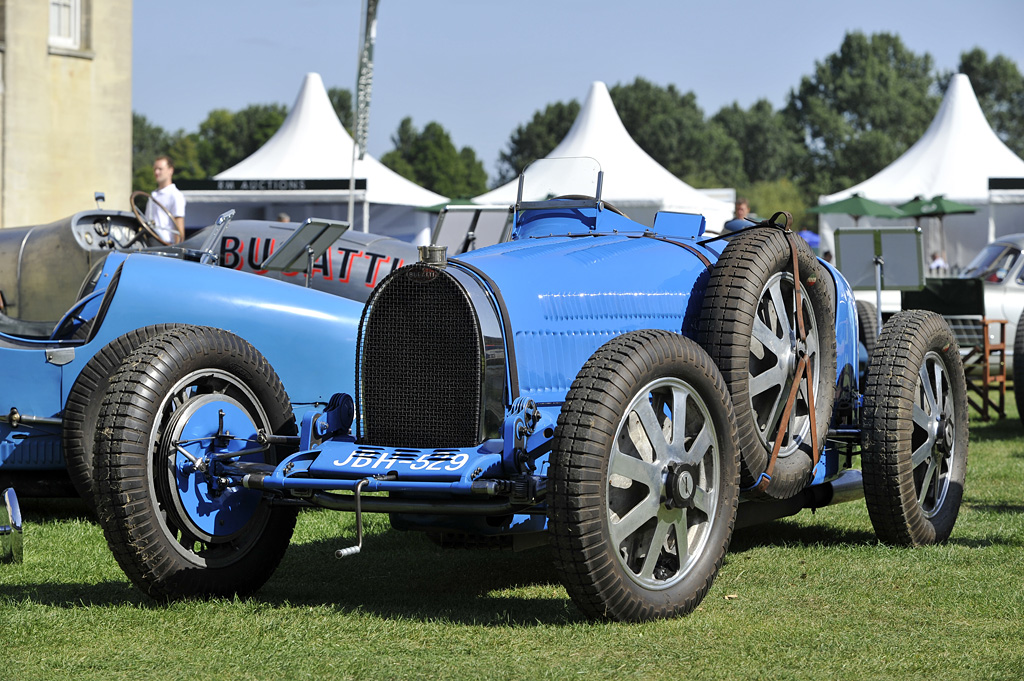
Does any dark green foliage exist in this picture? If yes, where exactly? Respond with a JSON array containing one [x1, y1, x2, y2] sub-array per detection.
[[495, 100, 580, 185], [328, 87, 355, 132], [196, 104, 288, 177], [131, 113, 170, 193], [783, 31, 940, 197], [712, 99, 805, 186], [380, 117, 487, 198], [945, 48, 1024, 158], [610, 78, 745, 188]]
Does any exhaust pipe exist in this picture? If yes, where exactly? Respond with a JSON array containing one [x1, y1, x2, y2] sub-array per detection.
[[736, 469, 864, 529], [1, 487, 23, 564]]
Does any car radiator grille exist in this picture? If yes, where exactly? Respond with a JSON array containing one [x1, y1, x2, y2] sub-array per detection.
[[358, 263, 483, 448]]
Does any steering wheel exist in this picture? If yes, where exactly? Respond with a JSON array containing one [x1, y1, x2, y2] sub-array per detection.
[[130, 190, 182, 246], [551, 194, 629, 219]]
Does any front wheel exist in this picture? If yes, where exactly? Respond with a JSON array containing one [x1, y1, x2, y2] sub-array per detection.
[[548, 330, 740, 621], [861, 311, 969, 546], [93, 326, 298, 599]]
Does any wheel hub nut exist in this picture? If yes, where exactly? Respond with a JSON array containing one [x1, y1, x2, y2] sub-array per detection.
[[666, 463, 698, 508]]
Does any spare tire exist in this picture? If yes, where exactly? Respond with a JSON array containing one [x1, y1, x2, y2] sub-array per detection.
[[698, 228, 836, 499]]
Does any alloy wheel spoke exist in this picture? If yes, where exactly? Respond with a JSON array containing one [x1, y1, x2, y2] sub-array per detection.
[[767, 280, 792, 340], [932, 362, 945, 415], [911, 439, 934, 469], [610, 446, 661, 488], [638, 514, 674, 580], [691, 485, 711, 516], [917, 458, 938, 506], [684, 423, 714, 467], [750, 362, 789, 399], [633, 400, 670, 460], [752, 317, 789, 357], [610, 495, 660, 547], [920, 364, 939, 416]]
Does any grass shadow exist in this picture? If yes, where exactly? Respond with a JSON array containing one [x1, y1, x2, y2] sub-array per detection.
[[257, 531, 581, 625], [729, 518, 877, 553], [0, 581, 152, 608]]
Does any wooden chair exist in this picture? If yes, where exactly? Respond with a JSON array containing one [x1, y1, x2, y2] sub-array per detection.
[[902, 278, 1006, 420]]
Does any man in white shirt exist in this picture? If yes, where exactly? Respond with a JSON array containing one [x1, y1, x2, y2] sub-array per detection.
[[146, 155, 186, 244]]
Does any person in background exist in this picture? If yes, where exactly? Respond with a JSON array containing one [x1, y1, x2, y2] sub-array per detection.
[[146, 155, 186, 244], [822, 250, 833, 263], [277, 212, 291, 223], [723, 198, 751, 232], [930, 252, 949, 270]]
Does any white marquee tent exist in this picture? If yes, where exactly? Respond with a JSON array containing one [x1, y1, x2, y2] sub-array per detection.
[[818, 74, 1024, 266], [474, 81, 734, 232], [182, 72, 447, 243]]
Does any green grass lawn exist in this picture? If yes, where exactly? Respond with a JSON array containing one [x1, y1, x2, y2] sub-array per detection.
[[3, 405, 1023, 681]]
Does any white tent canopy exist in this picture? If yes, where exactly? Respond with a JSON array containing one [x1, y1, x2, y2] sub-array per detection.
[[819, 74, 1024, 266], [474, 81, 734, 232], [183, 73, 447, 243]]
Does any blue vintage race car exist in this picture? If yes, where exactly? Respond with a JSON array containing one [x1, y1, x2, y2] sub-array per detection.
[[87, 159, 969, 621], [0, 215, 362, 512]]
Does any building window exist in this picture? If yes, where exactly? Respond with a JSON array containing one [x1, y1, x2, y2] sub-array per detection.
[[49, 0, 81, 51]]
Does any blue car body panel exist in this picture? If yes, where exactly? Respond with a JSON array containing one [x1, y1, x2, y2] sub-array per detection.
[[0, 252, 361, 473]]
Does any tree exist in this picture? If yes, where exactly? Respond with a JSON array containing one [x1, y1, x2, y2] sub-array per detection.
[[743, 178, 810, 234], [610, 78, 745, 188], [132, 113, 171, 192], [712, 99, 805, 186], [495, 79, 746, 190], [495, 100, 580, 185], [784, 31, 940, 197], [195, 103, 288, 176], [381, 117, 487, 198], [944, 48, 1024, 158], [328, 87, 354, 132]]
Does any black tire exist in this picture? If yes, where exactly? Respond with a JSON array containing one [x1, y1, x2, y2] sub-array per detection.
[[861, 311, 969, 546], [698, 228, 836, 499], [1014, 308, 1024, 427], [548, 330, 740, 621], [92, 325, 298, 599], [63, 324, 182, 509], [856, 299, 878, 358]]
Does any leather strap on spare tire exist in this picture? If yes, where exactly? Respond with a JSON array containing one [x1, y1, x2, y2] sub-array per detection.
[[755, 228, 820, 493]]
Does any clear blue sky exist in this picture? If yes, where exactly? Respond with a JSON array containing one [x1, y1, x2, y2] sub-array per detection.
[[134, 0, 1024, 181]]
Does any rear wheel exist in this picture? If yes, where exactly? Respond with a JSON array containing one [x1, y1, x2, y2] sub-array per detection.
[[93, 325, 297, 599], [861, 311, 968, 545], [548, 330, 740, 621], [856, 299, 878, 358]]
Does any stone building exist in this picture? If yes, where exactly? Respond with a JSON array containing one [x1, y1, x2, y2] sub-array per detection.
[[0, 0, 131, 228]]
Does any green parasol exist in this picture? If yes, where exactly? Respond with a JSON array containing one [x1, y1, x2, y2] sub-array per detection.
[[898, 195, 976, 259], [807, 193, 904, 226]]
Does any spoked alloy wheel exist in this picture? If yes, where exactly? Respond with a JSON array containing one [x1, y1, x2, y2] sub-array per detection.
[[608, 377, 724, 590], [698, 228, 835, 499], [549, 330, 740, 621], [748, 271, 821, 461], [93, 326, 298, 599], [862, 311, 968, 545]]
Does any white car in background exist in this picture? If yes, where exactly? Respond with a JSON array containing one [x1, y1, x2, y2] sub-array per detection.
[[960, 234, 1024, 369]]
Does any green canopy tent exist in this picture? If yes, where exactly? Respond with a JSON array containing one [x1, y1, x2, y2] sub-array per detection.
[[807, 193, 904, 226], [898, 195, 977, 259]]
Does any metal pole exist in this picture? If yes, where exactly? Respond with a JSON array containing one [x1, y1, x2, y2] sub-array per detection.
[[874, 256, 884, 331]]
